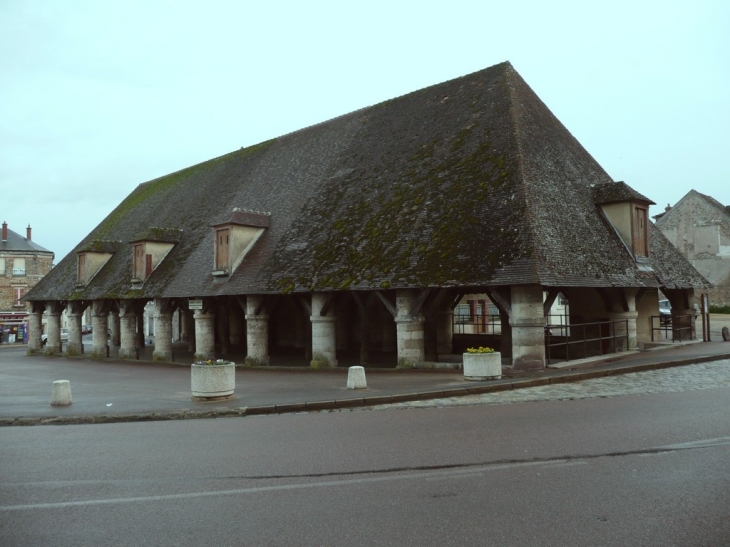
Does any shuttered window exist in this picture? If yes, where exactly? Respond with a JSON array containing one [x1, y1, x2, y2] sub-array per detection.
[[77, 253, 86, 284], [216, 228, 230, 270], [633, 206, 649, 257], [133, 243, 145, 279]]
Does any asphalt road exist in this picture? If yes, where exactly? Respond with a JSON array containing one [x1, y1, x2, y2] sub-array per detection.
[[2, 383, 729, 546]]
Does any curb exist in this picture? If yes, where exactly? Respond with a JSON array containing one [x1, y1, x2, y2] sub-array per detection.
[[3, 353, 730, 427]]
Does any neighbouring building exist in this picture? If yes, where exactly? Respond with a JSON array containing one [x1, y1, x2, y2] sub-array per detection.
[[654, 190, 730, 307], [0, 222, 54, 343], [25, 61, 708, 368]]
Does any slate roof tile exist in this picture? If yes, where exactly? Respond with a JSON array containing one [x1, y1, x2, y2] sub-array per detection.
[[26, 61, 707, 303]]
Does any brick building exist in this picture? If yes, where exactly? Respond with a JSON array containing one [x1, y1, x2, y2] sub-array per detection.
[[0, 222, 54, 343]]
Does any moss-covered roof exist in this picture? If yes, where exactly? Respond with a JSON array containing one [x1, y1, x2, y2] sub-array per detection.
[[25, 61, 708, 302], [77, 240, 123, 253], [129, 227, 183, 244]]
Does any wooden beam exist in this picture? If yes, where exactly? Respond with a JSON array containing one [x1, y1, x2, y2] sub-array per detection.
[[374, 291, 396, 317], [595, 288, 613, 313], [351, 292, 366, 314], [449, 291, 465, 311], [319, 293, 337, 316], [543, 289, 560, 317], [485, 288, 511, 319], [410, 288, 432, 317], [618, 290, 629, 313], [297, 295, 311, 316]]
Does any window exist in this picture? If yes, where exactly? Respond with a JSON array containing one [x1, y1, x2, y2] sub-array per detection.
[[215, 227, 230, 271], [633, 206, 649, 257], [12, 258, 25, 276], [77, 253, 86, 284], [13, 286, 26, 307], [0, 257, 5, 276], [133, 243, 145, 280]]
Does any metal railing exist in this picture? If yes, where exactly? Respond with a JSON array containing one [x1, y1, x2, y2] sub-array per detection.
[[651, 314, 695, 342], [545, 319, 629, 364], [454, 312, 628, 364], [453, 312, 501, 334]]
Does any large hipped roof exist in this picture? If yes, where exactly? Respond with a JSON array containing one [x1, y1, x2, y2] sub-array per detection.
[[26, 61, 707, 302]]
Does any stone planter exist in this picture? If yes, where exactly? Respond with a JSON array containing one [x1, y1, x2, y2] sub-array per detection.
[[463, 352, 502, 380], [191, 362, 236, 399]]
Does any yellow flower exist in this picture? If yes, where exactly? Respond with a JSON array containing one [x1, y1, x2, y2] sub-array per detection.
[[466, 346, 495, 354]]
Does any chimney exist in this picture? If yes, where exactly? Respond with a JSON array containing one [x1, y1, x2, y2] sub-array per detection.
[[1, 222, 6, 242], [26, 224, 32, 241]]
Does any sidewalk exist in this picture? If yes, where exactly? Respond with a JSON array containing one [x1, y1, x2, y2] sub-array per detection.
[[1, 340, 729, 426]]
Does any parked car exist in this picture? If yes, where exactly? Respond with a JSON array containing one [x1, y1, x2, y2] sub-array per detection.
[[659, 299, 672, 325], [659, 300, 700, 325], [41, 329, 69, 345], [82, 325, 92, 334]]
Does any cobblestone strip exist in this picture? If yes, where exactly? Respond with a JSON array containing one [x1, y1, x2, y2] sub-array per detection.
[[367, 360, 730, 410]]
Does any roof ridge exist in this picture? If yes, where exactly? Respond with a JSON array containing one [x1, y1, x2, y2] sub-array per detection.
[[260, 63, 517, 146], [503, 64, 543, 280]]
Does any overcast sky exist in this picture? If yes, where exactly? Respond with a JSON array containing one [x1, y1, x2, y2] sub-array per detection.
[[2, 0, 728, 263]]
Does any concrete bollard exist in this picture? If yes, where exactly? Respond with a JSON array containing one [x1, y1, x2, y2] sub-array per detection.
[[722, 326, 729, 342], [347, 366, 367, 390], [51, 380, 73, 406]]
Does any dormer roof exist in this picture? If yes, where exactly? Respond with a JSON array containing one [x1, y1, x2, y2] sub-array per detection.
[[593, 181, 655, 206], [129, 227, 183, 245]]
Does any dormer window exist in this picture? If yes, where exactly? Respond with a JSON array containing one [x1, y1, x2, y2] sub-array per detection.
[[593, 181, 655, 261], [215, 227, 230, 271], [212, 209, 270, 277], [76, 247, 114, 287], [77, 253, 86, 283], [133, 243, 151, 280], [633, 205, 648, 257], [128, 228, 181, 284], [130, 240, 175, 282]]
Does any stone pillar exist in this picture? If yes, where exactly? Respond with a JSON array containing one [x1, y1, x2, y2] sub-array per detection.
[[110, 311, 121, 346], [45, 309, 62, 354], [310, 292, 337, 368], [436, 308, 454, 354], [608, 311, 639, 351], [91, 303, 109, 358], [66, 311, 83, 356], [119, 302, 137, 360], [666, 288, 697, 341], [152, 299, 173, 362], [510, 285, 545, 370], [395, 290, 425, 368], [607, 289, 638, 351], [245, 295, 269, 366], [194, 310, 216, 361], [28, 310, 43, 353]]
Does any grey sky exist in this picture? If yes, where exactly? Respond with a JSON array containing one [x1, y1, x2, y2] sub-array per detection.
[[2, 0, 728, 263]]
